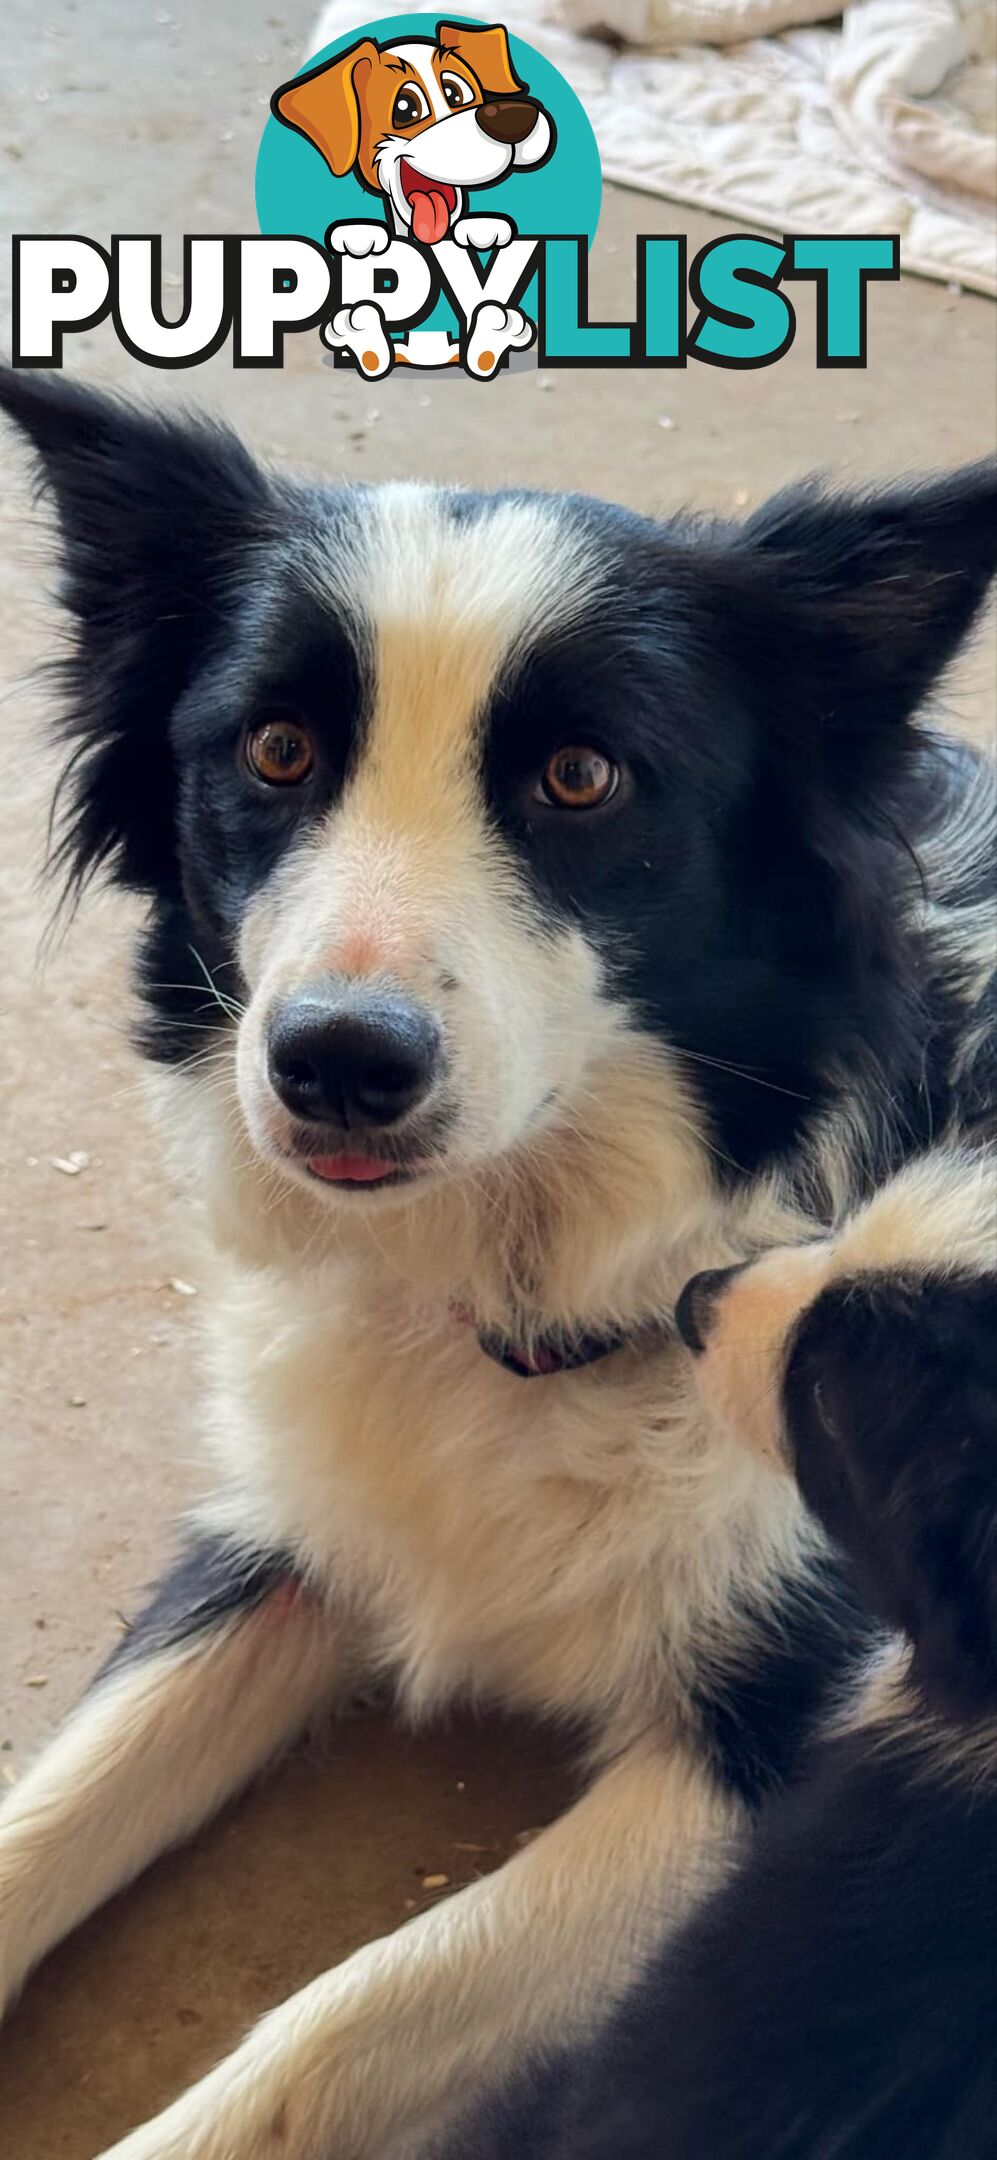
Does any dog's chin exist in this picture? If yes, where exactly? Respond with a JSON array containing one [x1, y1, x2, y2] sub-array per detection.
[[239, 1076, 572, 1209], [239, 1100, 459, 1202], [248, 1131, 448, 1201], [306, 1148, 441, 1195], [249, 1112, 553, 1209]]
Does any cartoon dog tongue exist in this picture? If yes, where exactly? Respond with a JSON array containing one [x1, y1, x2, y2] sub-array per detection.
[[411, 184, 451, 246]]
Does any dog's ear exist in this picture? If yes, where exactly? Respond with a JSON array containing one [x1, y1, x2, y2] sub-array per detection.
[[0, 366, 274, 900], [786, 1273, 997, 1717], [737, 464, 997, 743], [436, 21, 524, 98], [272, 41, 378, 178]]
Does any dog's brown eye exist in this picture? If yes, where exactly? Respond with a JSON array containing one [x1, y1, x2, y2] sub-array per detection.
[[441, 72, 474, 111], [392, 83, 430, 128], [245, 720, 314, 788], [537, 747, 619, 810]]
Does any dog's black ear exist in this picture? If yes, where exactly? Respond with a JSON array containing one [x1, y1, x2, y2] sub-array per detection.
[[786, 1272, 997, 1717], [738, 464, 997, 745], [0, 367, 275, 900]]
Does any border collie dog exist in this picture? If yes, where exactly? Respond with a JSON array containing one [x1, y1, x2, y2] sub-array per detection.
[[0, 367, 993, 2160], [465, 1205, 997, 2158]]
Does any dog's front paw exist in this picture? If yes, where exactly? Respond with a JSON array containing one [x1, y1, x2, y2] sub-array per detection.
[[322, 302, 394, 378], [465, 301, 534, 379], [452, 214, 515, 251], [326, 220, 391, 258]]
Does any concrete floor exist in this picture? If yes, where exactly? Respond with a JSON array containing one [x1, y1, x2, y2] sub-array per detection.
[[1, 2, 995, 2153]]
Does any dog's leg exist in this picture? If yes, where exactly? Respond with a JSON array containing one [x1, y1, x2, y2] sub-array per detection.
[[93, 1735, 743, 2160], [0, 1531, 347, 2019]]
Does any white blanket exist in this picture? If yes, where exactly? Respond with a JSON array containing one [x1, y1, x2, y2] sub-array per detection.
[[311, 0, 997, 295]]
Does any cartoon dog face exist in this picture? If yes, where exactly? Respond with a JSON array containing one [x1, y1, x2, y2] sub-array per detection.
[[273, 20, 554, 244]]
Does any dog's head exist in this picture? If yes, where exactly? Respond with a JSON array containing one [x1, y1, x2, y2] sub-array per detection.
[[1, 371, 994, 1273], [677, 1175, 997, 1715], [273, 21, 553, 243]]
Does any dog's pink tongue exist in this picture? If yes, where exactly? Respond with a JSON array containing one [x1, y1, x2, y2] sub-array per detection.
[[412, 187, 450, 246], [309, 1154, 394, 1183]]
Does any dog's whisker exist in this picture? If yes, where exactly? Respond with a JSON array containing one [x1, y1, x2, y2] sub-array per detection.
[[185, 945, 247, 1020], [674, 1049, 811, 1100]]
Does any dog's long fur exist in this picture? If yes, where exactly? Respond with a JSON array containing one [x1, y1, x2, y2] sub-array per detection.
[[0, 365, 994, 2160], [460, 1167, 997, 2158]]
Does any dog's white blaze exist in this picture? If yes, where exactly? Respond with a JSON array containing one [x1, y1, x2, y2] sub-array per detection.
[[385, 42, 449, 121], [369, 44, 527, 200], [352, 484, 596, 786], [370, 43, 508, 218], [360, 482, 595, 638]]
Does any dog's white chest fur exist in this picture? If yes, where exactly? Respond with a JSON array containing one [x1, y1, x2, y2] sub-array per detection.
[[200, 1252, 804, 1737]]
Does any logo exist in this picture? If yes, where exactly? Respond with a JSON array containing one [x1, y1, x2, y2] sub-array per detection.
[[10, 11, 900, 373], [257, 13, 600, 378]]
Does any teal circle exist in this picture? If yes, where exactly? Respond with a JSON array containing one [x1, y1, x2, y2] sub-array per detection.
[[255, 13, 602, 345]]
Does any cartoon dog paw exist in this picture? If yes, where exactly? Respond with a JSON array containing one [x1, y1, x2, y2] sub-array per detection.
[[452, 214, 516, 252], [322, 303, 393, 378], [326, 221, 391, 258], [465, 301, 535, 379]]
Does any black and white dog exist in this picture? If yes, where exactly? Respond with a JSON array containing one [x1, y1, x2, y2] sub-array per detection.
[[464, 1214, 997, 2157], [0, 366, 994, 2160]]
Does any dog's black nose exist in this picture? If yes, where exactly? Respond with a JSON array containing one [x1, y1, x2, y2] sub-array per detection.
[[476, 97, 538, 145], [675, 1266, 744, 1356], [267, 985, 442, 1130]]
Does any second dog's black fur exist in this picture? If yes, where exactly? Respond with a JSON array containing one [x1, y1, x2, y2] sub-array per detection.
[[458, 1263, 997, 2159]]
